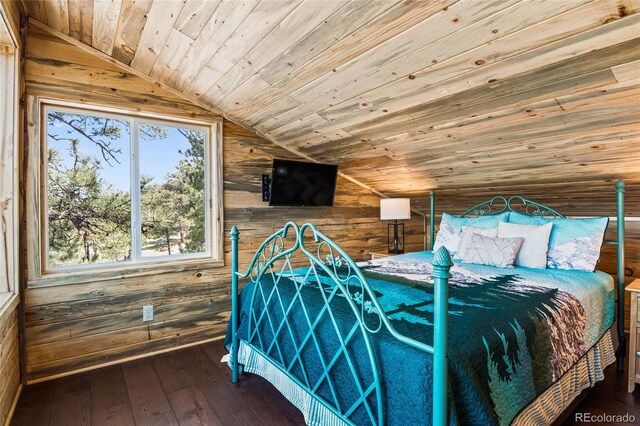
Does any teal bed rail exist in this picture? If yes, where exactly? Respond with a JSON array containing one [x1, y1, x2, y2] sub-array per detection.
[[230, 222, 452, 425]]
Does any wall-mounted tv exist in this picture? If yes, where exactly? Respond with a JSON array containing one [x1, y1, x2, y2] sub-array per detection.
[[269, 159, 338, 207]]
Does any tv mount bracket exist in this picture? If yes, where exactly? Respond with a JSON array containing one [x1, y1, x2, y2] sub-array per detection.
[[262, 174, 271, 202]]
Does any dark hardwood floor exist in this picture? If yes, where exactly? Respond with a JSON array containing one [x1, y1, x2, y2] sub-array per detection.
[[10, 340, 639, 425], [11, 342, 305, 426]]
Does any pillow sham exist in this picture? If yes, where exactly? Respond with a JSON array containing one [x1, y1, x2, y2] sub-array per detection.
[[507, 211, 609, 271], [456, 226, 498, 259], [433, 212, 510, 255], [460, 233, 524, 268], [497, 221, 553, 269]]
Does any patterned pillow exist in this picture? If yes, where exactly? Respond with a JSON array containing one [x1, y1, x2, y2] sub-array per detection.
[[508, 212, 609, 272], [433, 212, 510, 256], [456, 226, 498, 259], [461, 233, 524, 268], [497, 221, 553, 269]]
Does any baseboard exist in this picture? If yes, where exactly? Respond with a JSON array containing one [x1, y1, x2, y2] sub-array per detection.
[[4, 384, 22, 426], [26, 335, 225, 385]]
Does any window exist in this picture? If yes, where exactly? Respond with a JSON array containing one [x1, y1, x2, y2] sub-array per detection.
[[0, 13, 18, 310], [36, 101, 222, 278]]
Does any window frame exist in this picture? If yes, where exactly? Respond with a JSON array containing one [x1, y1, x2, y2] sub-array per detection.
[[28, 98, 224, 287], [0, 7, 19, 315]]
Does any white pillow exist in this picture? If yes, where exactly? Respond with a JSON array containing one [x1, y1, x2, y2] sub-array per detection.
[[456, 226, 498, 259], [497, 221, 553, 269]]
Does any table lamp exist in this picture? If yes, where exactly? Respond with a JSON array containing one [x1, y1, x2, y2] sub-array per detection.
[[380, 198, 411, 254]]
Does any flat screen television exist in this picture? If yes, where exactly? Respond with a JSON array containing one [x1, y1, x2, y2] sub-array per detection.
[[269, 159, 338, 207]]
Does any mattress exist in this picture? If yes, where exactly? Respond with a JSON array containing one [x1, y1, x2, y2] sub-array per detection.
[[226, 251, 615, 425]]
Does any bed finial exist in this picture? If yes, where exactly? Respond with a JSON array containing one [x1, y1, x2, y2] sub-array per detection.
[[432, 246, 453, 271], [616, 179, 625, 192]]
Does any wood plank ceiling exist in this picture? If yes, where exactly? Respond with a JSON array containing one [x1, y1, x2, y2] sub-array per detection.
[[22, 0, 640, 200]]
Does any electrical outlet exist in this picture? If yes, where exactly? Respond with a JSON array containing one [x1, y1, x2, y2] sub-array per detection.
[[142, 305, 154, 322]]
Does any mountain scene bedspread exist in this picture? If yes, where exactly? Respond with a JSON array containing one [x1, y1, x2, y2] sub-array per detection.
[[226, 251, 614, 425]]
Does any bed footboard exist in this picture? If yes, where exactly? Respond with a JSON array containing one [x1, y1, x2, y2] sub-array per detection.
[[230, 222, 452, 426]]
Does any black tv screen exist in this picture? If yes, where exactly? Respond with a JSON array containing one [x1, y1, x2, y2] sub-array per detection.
[[269, 159, 338, 207]]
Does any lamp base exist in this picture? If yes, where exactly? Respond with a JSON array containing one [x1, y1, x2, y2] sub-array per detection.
[[387, 221, 405, 254]]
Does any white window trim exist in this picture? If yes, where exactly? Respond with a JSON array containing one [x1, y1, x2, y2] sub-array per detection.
[[0, 7, 19, 315], [27, 98, 224, 287]]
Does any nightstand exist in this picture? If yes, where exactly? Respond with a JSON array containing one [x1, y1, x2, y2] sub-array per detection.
[[627, 279, 640, 392]]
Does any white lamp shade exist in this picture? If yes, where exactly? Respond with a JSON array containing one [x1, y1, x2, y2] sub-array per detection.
[[380, 198, 411, 220]]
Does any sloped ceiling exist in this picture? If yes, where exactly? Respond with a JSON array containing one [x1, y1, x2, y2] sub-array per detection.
[[22, 0, 640, 204]]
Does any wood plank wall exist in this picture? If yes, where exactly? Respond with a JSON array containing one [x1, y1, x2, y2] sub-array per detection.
[[0, 0, 22, 424], [22, 26, 423, 382], [0, 300, 19, 426]]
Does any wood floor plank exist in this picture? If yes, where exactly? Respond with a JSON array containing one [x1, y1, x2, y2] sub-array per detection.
[[122, 359, 172, 422], [10, 381, 54, 425], [228, 378, 304, 426], [201, 343, 305, 425], [93, 402, 136, 426], [15, 380, 55, 409], [219, 407, 268, 426], [167, 386, 223, 426], [53, 372, 90, 401], [47, 372, 92, 426], [9, 404, 51, 426], [90, 365, 135, 426], [178, 346, 245, 419], [134, 410, 179, 426], [152, 351, 197, 394], [201, 340, 229, 371], [49, 392, 91, 426]]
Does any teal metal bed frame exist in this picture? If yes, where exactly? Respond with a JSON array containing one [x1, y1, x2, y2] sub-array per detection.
[[230, 180, 625, 425]]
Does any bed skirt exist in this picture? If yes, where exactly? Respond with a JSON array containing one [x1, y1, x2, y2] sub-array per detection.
[[231, 330, 615, 426], [512, 330, 615, 425], [233, 340, 348, 426]]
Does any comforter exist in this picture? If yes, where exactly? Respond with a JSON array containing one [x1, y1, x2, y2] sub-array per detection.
[[226, 251, 614, 425]]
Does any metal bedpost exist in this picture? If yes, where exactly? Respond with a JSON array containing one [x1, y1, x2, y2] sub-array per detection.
[[432, 246, 452, 426], [423, 214, 427, 251], [429, 191, 436, 250], [231, 226, 240, 383], [616, 180, 626, 371]]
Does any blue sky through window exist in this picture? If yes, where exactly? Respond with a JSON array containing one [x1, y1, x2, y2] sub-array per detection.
[[47, 112, 199, 191], [140, 126, 198, 188]]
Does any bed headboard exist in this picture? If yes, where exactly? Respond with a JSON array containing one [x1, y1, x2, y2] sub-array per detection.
[[428, 180, 626, 371], [460, 196, 565, 219]]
